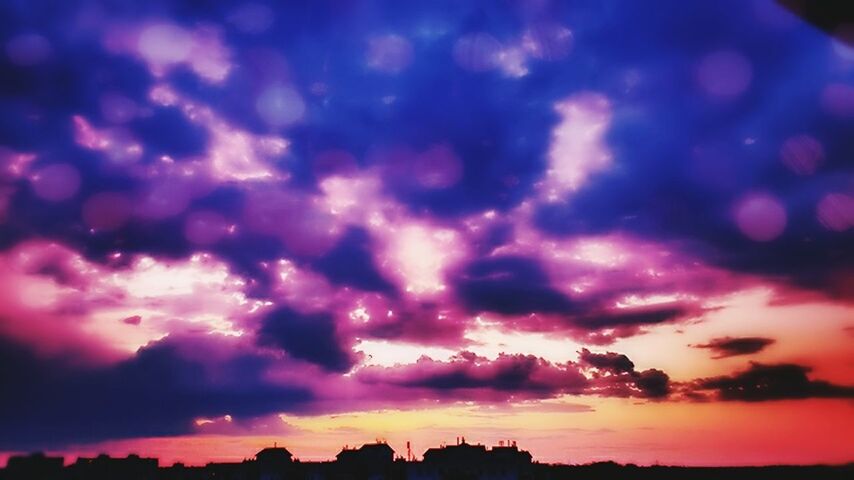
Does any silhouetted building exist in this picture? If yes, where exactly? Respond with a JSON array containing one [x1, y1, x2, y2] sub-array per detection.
[[424, 442, 486, 465], [420, 440, 532, 480], [487, 446, 532, 468], [256, 447, 293, 466], [4, 452, 64, 480], [337, 443, 394, 466], [336, 442, 395, 479], [255, 446, 294, 480], [68, 453, 158, 480]]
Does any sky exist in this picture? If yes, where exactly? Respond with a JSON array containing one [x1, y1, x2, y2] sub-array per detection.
[[0, 0, 853, 468]]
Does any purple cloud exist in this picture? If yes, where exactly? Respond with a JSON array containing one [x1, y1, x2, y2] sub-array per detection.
[[692, 336, 776, 359]]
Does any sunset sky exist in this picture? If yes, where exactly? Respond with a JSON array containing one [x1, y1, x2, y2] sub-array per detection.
[[1, 0, 853, 467]]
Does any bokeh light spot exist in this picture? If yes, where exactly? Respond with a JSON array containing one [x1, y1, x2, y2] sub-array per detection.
[[453, 33, 502, 72], [5, 32, 51, 66], [366, 34, 414, 74], [734, 193, 787, 242], [256, 84, 306, 127], [99, 92, 138, 124], [137, 23, 194, 65], [184, 210, 229, 246], [522, 23, 573, 61], [780, 134, 824, 175], [136, 180, 191, 220], [413, 143, 463, 189], [816, 193, 854, 232], [30, 163, 81, 202], [228, 3, 275, 34], [313, 149, 359, 178], [821, 83, 854, 118], [82, 192, 132, 231], [696, 50, 752, 99]]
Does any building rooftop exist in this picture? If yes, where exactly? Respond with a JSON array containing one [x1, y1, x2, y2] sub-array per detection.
[[255, 446, 293, 461]]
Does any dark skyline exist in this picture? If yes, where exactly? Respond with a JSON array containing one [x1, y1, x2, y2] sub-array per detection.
[[3, 441, 853, 480]]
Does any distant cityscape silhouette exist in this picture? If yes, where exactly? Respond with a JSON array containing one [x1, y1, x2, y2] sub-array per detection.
[[2, 438, 851, 480]]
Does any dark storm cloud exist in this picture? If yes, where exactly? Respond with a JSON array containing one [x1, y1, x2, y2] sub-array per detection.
[[580, 348, 672, 399], [357, 302, 469, 347], [578, 348, 635, 374], [258, 307, 359, 373], [360, 348, 673, 401], [313, 228, 396, 294], [692, 336, 776, 358], [455, 256, 574, 315], [358, 351, 588, 399], [495, 304, 695, 346], [0, 335, 312, 450], [633, 369, 671, 399], [575, 306, 688, 330], [689, 362, 854, 401]]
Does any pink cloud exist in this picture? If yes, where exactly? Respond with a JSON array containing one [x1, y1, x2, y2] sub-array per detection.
[[0, 148, 37, 222], [192, 414, 297, 436], [105, 22, 232, 83], [0, 241, 268, 360], [378, 222, 466, 298], [267, 259, 338, 313], [317, 172, 469, 300], [541, 92, 613, 199], [147, 84, 289, 182], [75, 83, 290, 187], [72, 115, 143, 165]]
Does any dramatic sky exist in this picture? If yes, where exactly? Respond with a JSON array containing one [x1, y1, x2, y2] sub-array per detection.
[[1, 0, 853, 467]]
